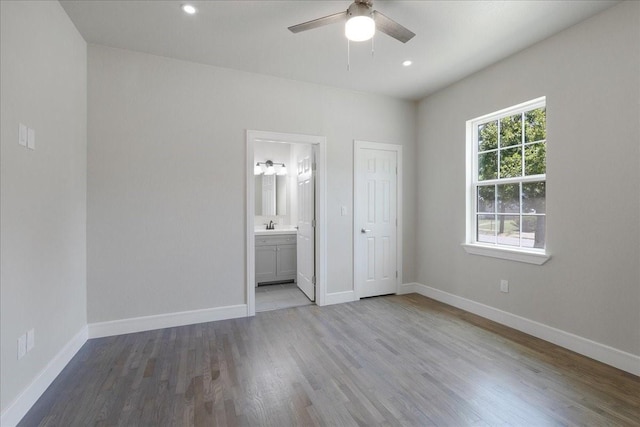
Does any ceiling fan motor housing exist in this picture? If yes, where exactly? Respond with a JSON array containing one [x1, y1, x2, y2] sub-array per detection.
[[348, 2, 373, 18]]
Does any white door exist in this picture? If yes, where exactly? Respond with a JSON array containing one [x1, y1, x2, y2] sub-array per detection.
[[354, 144, 398, 298], [296, 146, 315, 301]]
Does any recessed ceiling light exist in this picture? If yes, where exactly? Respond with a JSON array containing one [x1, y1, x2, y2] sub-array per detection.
[[402, 60, 413, 67], [181, 4, 197, 15]]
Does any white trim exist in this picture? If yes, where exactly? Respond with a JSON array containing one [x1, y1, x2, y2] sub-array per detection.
[[396, 145, 403, 291], [408, 283, 640, 376], [88, 304, 247, 338], [315, 142, 328, 307], [472, 97, 546, 123], [353, 140, 403, 299], [324, 290, 357, 306], [397, 282, 420, 295], [1, 326, 88, 427], [246, 130, 327, 315], [247, 132, 257, 316], [461, 243, 550, 265]]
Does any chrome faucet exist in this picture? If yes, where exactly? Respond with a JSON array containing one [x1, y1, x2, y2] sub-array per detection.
[[265, 220, 275, 230]]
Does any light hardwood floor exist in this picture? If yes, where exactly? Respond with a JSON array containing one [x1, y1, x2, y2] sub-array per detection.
[[19, 294, 639, 426]]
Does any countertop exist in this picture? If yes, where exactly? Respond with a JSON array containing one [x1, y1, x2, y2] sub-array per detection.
[[254, 228, 297, 236]]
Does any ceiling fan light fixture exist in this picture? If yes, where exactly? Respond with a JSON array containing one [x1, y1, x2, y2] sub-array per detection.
[[181, 4, 197, 15], [345, 15, 375, 42]]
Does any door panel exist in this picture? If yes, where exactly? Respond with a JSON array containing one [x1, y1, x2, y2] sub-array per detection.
[[355, 147, 398, 298], [276, 245, 297, 277], [296, 145, 315, 301], [255, 246, 277, 285]]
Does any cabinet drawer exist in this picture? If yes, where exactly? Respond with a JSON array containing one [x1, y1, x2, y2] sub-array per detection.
[[255, 234, 297, 246]]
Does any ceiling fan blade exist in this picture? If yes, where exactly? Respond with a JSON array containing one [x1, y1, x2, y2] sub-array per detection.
[[288, 11, 347, 34], [372, 10, 415, 43]]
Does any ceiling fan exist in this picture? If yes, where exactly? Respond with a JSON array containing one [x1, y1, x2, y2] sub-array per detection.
[[288, 0, 415, 44]]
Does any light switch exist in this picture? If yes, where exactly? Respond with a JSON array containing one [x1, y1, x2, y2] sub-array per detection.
[[341, 206, 348, 216], [27, 329, 35, 352], [18, 334, 27, 359], [19, 123, 27, 147], [27, 128, 35, 150]]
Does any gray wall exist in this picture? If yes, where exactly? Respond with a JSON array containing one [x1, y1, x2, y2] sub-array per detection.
[[87, 45, 417, 323], [416, 1, 640, 356], [0, 0, 87, 413]]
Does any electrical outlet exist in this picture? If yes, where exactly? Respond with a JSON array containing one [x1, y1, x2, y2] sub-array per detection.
[[27, 329, 35, 352], [18, 334, 27, 359], [500, 279, 509, 293]]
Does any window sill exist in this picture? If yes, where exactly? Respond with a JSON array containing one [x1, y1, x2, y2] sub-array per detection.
[[461, 243, 550, 265]]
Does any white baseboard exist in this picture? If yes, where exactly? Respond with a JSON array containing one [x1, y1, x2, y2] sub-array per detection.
[[88, 304, 248, 339], [405, 282, 640, 376], [1, 326, 88, 427], [397, 282, 420, 295], [323, 290, 356, 306]]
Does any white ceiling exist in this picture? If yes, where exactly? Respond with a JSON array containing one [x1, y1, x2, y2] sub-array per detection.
[[60, 0, 619, 101]]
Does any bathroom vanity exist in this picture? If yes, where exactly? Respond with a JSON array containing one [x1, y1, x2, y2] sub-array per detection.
[[255, 229, 297, 286]]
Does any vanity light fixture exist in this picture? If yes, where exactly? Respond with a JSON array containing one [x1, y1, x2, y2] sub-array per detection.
[[254, 160, 287, 176]]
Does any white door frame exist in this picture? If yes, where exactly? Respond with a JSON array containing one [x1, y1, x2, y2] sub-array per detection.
[[246, 130, 327, 316], [353, 140, 403, 298]]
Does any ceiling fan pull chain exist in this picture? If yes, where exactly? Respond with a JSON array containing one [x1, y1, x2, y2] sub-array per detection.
[[371, 34, 375, 58]]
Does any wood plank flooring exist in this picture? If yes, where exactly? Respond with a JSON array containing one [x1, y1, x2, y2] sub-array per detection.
[[19, 294, 640, 426]]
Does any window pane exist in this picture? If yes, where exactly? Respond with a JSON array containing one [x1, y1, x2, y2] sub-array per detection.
[[497, 183, 519, 213], [521, 215, 546, 248], [477, 185, 495, 213], [478, 121, 498, 151], [500, 114, 522, 147], [525, 108, 546, 143], [496, 215, 520, 247], [499, 147, 522, 178], [478, 151, 497, 181], [525, 142, 546, 175], [522, 181, 545, 214], [477, 215, 496, 244], [470, 100, 547, 250]]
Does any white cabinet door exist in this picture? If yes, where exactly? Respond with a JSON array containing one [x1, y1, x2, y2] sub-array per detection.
[[255, 246, 277, 285], [276, 245, 297, 278]]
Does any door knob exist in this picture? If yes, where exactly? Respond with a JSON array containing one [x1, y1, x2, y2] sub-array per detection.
[[361, 228, 371, 233]]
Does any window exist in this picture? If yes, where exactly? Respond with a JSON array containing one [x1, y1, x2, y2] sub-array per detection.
[[464, 97, 549, 264]]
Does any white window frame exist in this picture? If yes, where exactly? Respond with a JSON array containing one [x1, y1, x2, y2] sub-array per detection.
[[462, 97, 550, 265]]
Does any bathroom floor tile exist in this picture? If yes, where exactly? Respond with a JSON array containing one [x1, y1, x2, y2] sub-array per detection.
[[256, 283, 313, 312]]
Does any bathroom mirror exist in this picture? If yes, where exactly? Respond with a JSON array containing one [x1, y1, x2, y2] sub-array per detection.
[[255, 175, 287, 216]]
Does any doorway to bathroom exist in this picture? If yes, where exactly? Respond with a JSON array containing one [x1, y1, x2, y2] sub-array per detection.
[[246, 130, 327, 316]]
